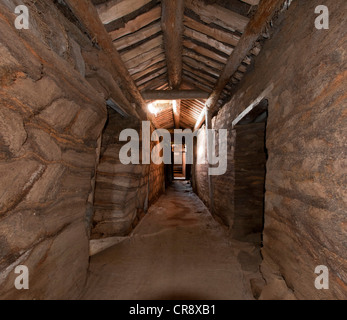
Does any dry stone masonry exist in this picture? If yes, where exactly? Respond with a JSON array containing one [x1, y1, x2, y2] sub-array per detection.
[[0, 0, 165, 299], [193, 0, 347, 299], [0, 0, 345, 301]]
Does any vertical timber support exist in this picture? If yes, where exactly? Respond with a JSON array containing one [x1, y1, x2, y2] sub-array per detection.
[[205, 107, 214, 214]]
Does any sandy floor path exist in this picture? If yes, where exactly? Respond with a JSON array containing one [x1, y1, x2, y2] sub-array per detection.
[[82, 181, 255, 300]]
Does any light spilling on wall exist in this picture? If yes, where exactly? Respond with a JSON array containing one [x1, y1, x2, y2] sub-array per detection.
[[148, 100, 176, 117], [148, 103, 157, 116], [172, 100, 177, 113]]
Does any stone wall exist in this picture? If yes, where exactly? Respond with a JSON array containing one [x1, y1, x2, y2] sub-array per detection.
[[0, 0, 107, 299], [193, 126, 210, 207], [148, 125, 166, 206], [92, 112, 165, 238], [194, 114, 266, 236], [210, 111, 236, 227], [92, 110, 145, 238], [149, 161, 165, 206], [194, 0, 347, 299]]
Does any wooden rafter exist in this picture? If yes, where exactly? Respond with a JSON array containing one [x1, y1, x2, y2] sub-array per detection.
[[132, 61, 167, 81], [182, 76, 213, 93], [96, 0, 152, 25], [142, 90, 209, 100], [108, 6, 161, 40], [162, 0, 184, 128], [183, 72, 214, 91], [183, 40, 228, 64], [185, 0, 249, 33], [183, 49, 224, 71], [125, 47, 164, 70], [183, 64, 218, 85], [65, 0, 153, 122], [138, 74, 167, 91], [241, 0, 260, 6], [129, 53, 166, 75], [195, 0, 284, 130], [136, 67, 167, 87], [113, 22, 161, 50], [184, 28, 234, 56], [184, 16, 240, 47], [161, 0, 184, 89], [183, 56, 221, 78]]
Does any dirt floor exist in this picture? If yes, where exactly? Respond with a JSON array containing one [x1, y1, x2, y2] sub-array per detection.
[[82, 181, 262, 300]]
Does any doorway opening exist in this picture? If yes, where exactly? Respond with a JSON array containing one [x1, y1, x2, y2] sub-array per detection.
[[232, 99, 268, 245], [173, 144, 186, 180]]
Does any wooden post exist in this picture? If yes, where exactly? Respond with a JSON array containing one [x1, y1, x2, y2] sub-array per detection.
[[205, 108, 214, 214]]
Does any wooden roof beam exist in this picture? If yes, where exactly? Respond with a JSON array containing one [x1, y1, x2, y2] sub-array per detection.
[[138, 74, 167, 92], [162, 0, 184, 128], [143, 90, 209, 100], [65, 0, 152, 122], [185, 0, 249, 33], [125, 47, 164, 70], [120, 35, 163, 62], [162, 0, 184, 89], [241, 0, 260, 6], [183, 40, 228, 64], [194, 0, 284, 130], [184, 16, 240, 47], [109, 6, 161, 40], [113, 22, 162, 51], [96, 0, 152, 25]]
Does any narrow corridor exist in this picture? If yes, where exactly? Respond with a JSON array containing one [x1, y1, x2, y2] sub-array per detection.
[[82, 181, 261, 300]]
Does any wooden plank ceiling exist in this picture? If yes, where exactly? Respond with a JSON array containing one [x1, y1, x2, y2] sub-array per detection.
[[92, 0, 262, 130]]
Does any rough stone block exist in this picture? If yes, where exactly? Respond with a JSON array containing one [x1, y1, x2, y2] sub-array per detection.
[[38, 99, 80, 132], [0, 160, 45, 214], [24, 164, 66, 204], [27, 128, 62, 161], [70, 107, 106, 140], [6, 77, 63, 112], [0, 107, 27, 155]]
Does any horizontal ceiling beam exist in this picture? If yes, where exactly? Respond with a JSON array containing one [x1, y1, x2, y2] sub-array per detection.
[[143, 90, 210, 100], [184, 16, 240, 47], [113, 22, 161, 50], [241, 0, 260, 6]]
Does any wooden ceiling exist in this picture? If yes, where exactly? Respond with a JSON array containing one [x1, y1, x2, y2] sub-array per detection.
[[91, 0, 264, 129]]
